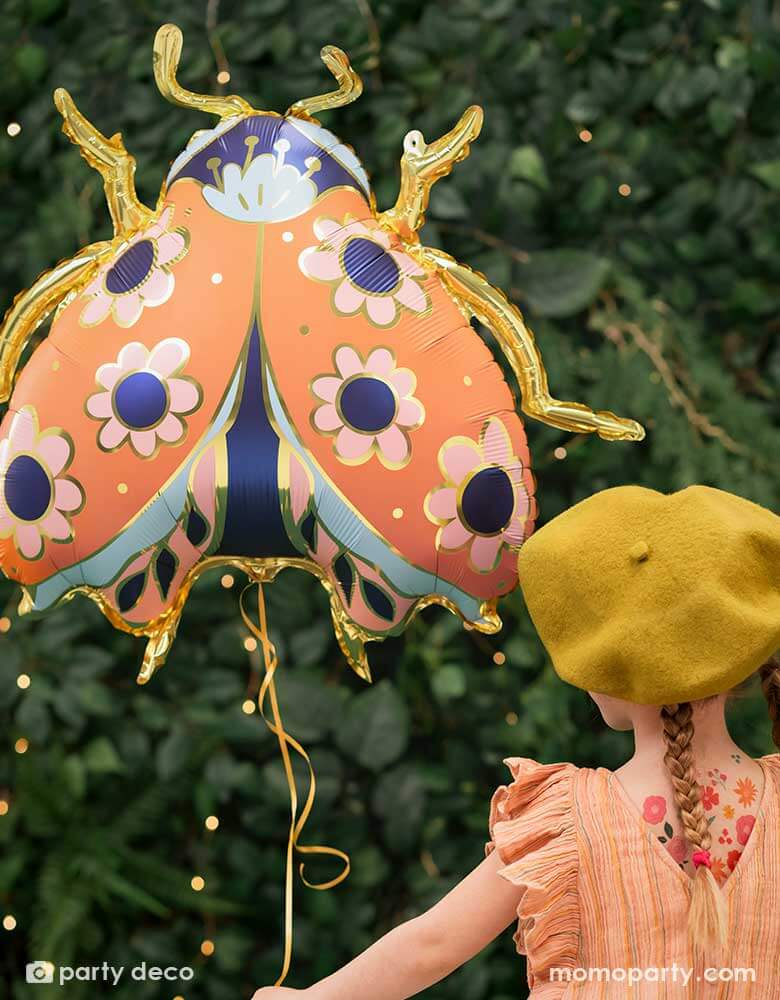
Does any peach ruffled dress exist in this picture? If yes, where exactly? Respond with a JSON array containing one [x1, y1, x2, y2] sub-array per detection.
[[485, 754, 780, 998]]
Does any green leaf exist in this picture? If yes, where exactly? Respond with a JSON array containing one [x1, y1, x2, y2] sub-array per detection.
[[83, 737, 124, 774], [155, 728, 191, 780], [565, 90, 602, 122], [336, 680, 409, 771], [750, 161, 780, 191], [518, 250, 610, 316], [14, 43, 48, 83], [431, 664, 467, 701], [508, 145, 549, 189]]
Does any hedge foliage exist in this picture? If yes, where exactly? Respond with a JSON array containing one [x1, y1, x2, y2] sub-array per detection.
[[0, 1, 778, 997]]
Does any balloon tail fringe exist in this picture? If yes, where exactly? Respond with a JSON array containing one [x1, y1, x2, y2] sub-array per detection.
[[240, 583, 350, 986]]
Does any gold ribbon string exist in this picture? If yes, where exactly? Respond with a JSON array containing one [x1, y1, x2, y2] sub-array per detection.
[[239, 582, 351, 985]]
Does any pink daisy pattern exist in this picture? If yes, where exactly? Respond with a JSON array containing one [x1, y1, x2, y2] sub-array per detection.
[[0, 406, 84, 560], [310, 345, 424, 469], [298, 215, 430, 328], [79, 206, 189, 328], [424, 417, 531, 574], [85, 338, 202, 459]]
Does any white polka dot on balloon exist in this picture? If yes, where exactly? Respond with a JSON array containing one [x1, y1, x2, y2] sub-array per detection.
[[211, 273, 223, 284]]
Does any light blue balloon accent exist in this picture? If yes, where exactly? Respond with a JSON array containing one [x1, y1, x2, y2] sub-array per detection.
[[264, 365, 487, 627], [29, 365, 243, 612]]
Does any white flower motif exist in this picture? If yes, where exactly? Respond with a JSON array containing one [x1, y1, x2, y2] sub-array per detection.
[[79, 206, 189, 328], [299, 215, 429, 327], [0, 406, 84, 560], [311, 345, 424, 468], [425, 418, 531, 573], [203, 138, 321, 222], [86, 338, 202, 459]]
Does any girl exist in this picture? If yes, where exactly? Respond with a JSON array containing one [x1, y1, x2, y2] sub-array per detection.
[[254, 484, 780, 999]]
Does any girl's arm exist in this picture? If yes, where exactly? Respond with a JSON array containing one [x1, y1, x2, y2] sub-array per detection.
[[253, 848, 522, 1000]]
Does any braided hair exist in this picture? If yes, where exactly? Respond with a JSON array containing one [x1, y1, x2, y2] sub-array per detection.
[[660, 701, 727, 955]]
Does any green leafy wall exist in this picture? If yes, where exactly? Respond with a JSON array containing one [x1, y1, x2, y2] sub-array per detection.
[[0, 1, 777, 997]]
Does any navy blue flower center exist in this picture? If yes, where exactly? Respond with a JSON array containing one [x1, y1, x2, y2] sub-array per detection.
[[5, 455, 52, 521], [338, 376, 397, 433], [342, 237, 400, 294], [460, 466, 514, 536], [105, 240, 155, 295], [114, 372, 169, 430]]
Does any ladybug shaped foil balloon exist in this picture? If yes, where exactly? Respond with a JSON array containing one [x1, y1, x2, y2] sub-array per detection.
[[0, 25, 644, 684]]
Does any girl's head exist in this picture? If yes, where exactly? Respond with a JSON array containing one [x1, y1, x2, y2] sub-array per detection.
[[516, 485, 780, 957]]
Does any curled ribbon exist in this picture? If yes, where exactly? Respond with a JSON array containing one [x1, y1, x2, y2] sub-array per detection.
[[239, 582, 350, 985]]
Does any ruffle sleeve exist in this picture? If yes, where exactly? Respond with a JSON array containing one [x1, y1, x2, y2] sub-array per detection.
[[485, 757, 579, 991]]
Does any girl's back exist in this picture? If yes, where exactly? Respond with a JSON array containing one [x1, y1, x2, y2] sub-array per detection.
[[487, 752, 780, 998]]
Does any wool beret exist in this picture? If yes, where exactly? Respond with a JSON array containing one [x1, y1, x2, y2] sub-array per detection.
[[516, 485, 780, 705]]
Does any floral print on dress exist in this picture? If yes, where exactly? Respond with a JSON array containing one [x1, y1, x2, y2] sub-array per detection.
[[310, 345, 424, 469], [86, 338, 202, 458], [0, 406, 84, 560], [299, 215, 429, 328], [425, 417, 531, 573], [80, 206, 189, 328]]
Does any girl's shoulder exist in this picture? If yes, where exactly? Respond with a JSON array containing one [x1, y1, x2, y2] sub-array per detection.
[[485, 756, 578, 867], [485, 757, 579, 964]]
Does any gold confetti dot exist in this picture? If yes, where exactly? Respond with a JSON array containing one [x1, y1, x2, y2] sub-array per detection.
[[505, 711, 518, 726], [191, 876, 205, 891], [618, 183, 632, 197], [242, 699, 256, 715], [221, 574, 234, 589], [2, 914, 16, 931], [201, 939, 215, 957], [0, 617, 10, 633], [14, 738, 28, 754], [16, 674, 30, 690], [243, 636, 258, 652], [493, 651, 506, 665], [299, 325, 310, 336], [554, 446, 567, 460], [6, 122, 21, 137], [217, 70, 231, 84], [282, 231, 293, 243], [205, 815, 219, 831], [211, 272, 223, 284], [392, 507, 404, 519], [117, 483, 128, 495], [578, 129, 592, 142], [0, 800, 9, 816], [463, 375, 472, 386], [51, 360, 60, 372]]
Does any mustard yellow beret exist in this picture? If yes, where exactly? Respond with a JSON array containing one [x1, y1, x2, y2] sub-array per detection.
[[516, 485, 780, 705]]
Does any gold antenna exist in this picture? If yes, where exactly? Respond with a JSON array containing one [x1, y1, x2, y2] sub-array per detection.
[[53, 88, 154, 236], [153, 23, 254, 119], [287, 46, 363, 121]]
